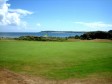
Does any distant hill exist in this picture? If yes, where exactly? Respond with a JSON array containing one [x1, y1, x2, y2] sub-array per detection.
[[41, 31, 85, 33]]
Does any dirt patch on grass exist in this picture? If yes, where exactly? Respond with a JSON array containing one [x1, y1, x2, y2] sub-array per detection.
[[0, 68, 112, 84], [88, 39, 112, 42], [66, 39, 112, 42], [79, 39, 112, 42]]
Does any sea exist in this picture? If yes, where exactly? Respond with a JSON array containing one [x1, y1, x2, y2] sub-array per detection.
[[0, 32, 84, 38]]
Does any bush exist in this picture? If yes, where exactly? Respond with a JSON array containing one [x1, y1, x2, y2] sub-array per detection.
[[80, 31, 112, 40], [17, 36, 67, 41]]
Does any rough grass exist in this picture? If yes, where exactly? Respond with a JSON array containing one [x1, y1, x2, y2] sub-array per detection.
[[0, 40, 112, 79]]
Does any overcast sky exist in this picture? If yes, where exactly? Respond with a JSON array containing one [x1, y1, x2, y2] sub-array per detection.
[[0, 0, 112, 32]]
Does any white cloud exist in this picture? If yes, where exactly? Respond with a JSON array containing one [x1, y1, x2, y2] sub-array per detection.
[[0, 0, 33, 27], [36, 23, 41, 27], [9, 9, 33, 16], [74, 22, 112, 28]]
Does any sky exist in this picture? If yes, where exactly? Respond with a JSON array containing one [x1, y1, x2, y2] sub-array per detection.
[[0, 0, 112, 32]]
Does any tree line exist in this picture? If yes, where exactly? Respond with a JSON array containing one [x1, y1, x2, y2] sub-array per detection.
[[16, 36, 67, 41], [68, 30, 112, 40]]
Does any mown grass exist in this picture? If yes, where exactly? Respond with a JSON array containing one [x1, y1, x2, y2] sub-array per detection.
[[0, 40, 112, 79]]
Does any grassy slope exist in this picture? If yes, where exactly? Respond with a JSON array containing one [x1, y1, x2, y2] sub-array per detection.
[[0, 40, 112, 79]]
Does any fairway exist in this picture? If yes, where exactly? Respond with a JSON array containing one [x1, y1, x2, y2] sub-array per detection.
[[0, 40, 112, 79]]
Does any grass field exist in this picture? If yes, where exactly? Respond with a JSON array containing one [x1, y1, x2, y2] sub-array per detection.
[[0, 40, 112, 79]]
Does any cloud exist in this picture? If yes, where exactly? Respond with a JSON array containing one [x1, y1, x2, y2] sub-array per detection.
[[74, 22, 112, 28], [36, 23, 41, 27], [0, 0, 33, 27], [9, 9, 33, 16]]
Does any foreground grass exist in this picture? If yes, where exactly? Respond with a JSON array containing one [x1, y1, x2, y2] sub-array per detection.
[[0, 40, 112, 79]]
